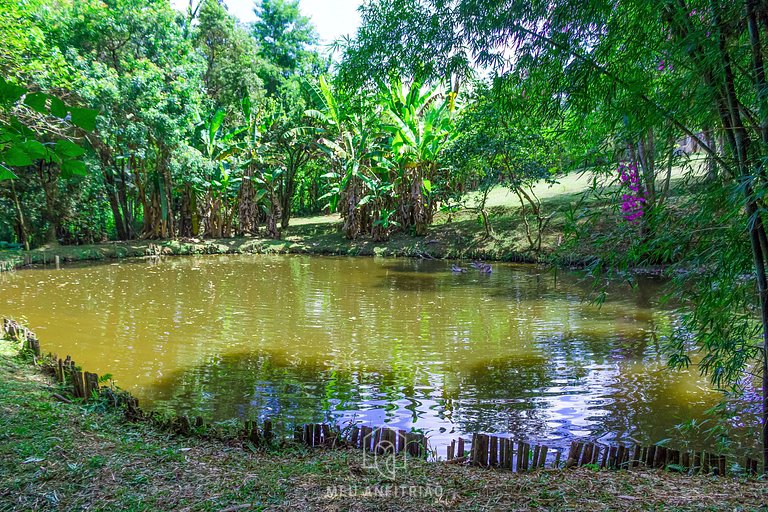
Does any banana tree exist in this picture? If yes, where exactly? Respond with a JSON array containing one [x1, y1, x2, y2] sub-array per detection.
[[304, 76, 389, 239], [380, 77, 457, 235], [237, 97, 285, 239], [193, 109, 241, 238]]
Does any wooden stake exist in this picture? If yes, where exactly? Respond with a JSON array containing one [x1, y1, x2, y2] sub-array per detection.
[[532, 445, 540, 469], [566, 441, 581, 468], [616, 445, 626, 469], [538, 446, 548, 468], [489, 436, 498, 467]]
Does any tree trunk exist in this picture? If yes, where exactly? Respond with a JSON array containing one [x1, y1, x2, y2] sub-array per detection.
[[10, 180, 29, 251], [117, 160, 134, 238], [745, 0, 768, 472], [238, 166, 259, 235], [704, 128, 718, 181]]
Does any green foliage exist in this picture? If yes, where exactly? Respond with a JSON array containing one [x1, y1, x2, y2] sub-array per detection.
[[196, 0, 266, 113], [252, 0, 322, 95], [0, 77, 95, 181]]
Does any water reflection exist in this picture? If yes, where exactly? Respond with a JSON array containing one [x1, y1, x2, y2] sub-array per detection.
[[0, 254, 724, 450]]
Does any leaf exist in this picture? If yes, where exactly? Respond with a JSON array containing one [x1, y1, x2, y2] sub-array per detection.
[[2, 146, 34, 167], [24, 93, 49, 114], [0, 77, 25, 105], [50, 97, 68, 118], [61, 160, 87, 177], [209, 109, 226, 143], [0, 164, 18, 181], [70, 107, 99, 131], [55, 140, 86, 158], [19, 140, 48, 160], [358, 195, 373, 206], [242, 95, 252, 121], [422, 179, 432, 194]]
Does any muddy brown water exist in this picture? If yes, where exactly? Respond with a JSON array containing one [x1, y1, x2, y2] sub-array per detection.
[[0, 254, 736, 452]]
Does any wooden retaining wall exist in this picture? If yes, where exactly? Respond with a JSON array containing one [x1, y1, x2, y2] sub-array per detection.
[[446, 435, 761, 476], [1, 318, 762, 476]]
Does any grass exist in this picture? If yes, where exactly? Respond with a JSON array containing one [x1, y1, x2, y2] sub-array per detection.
[[1, 337, 767, 511]]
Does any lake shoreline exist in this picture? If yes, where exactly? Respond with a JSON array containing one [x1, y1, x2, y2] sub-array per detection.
[[1, 336, 765, 511], [0, 217, 669, 276]]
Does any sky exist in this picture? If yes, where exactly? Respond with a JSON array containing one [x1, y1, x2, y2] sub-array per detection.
[[173, 0, 363, 45]]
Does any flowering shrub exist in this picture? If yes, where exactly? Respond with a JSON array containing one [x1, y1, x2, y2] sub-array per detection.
[[618, 162, 646, 222]]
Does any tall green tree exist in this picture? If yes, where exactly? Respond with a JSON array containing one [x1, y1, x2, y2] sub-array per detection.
[[195, 0, 266, 114], [252, 0, 321, 95], [380, 77, 458, 236], [446, 81, 560, 249], [47, 0, 206, 240]]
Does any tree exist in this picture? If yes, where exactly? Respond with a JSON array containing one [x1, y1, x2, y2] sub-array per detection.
[[304, 75, 390, 240], [195, 0, 266, 114], [252, 0, 321, 95], [0, 77, 97, 247], [380, 77, 458, 236], [446, 81, 559, 250], [47, 0, 206, 240]]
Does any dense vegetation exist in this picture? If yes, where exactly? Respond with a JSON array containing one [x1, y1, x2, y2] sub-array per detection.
[[2, 0, 768, 470]]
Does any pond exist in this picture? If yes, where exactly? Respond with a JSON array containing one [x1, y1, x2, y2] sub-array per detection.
[[0, 254, 722, 452]]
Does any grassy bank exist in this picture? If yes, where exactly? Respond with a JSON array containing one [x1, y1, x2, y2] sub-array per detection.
[[0, 203, 554, 271], [0, 174, 615, 270], [0, 169, 703, 271], [1, 338, 766, 511]]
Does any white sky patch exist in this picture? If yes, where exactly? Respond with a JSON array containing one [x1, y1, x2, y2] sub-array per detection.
[[172, 0, 363, 45]]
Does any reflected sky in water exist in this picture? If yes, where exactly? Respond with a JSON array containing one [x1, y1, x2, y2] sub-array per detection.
[[0, 254, 724, 450]]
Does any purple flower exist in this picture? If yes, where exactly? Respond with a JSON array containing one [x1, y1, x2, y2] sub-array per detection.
[[618, 162, 645, 222]]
